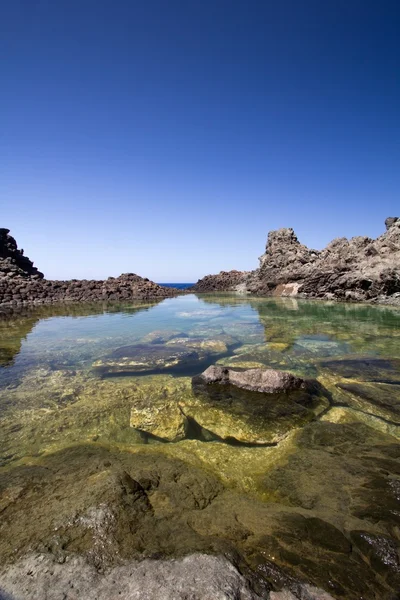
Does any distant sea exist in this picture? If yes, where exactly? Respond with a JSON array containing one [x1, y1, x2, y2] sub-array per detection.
[[158, 283, 195, 290]]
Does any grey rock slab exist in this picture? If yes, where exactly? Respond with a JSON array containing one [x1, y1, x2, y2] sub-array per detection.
[[198, 365, 305, 393], [0, 553, 262, 600]]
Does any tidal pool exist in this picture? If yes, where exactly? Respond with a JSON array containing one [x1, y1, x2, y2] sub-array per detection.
[[0, 294, 399, 599]]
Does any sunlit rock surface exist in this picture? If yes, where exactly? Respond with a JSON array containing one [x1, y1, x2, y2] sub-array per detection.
[[196, 365, 306, 393], [0, 553, 264, 600], [192, 218, 400, 305]]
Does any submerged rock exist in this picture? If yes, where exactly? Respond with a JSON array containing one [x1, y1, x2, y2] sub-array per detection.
[[188, 367, 328, 444], [321, 357, 400, 383], [1, 425, 400, 599], [93, 343, 201, 376], [130, 398, 188, 442], [92, 337, 234, 377], [321, 406, 400, 439], [140, 330, 184, 344], [129, 383, 189, 442], [291, 335, 349, 357], [337, 381, 400, 422], [166, 337, 229, 354]]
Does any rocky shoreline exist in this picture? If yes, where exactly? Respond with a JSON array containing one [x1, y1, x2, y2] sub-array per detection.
[[0, 228, 180, 310], [2, 219, 399, 310], [192, 218, 400, 305]]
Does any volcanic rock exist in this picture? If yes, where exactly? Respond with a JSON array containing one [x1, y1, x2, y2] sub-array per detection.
[[197, 365, 305, 393], [385, 216, 399, 230], [192, 218, 400, 305], [191, 270, 249, 293], [0, 228, 43, 279], [0, 229, 180, 308]]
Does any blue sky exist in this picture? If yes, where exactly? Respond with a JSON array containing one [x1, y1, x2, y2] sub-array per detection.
[[1, 0, 399, 281]]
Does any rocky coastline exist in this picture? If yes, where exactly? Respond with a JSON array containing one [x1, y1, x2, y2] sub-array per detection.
[[0, 228, 179, 311], [3, 219, 399, 310], [191, 218, 400, 305]]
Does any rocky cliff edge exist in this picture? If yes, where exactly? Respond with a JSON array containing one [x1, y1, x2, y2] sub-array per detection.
[[192, 218, 400, 305]]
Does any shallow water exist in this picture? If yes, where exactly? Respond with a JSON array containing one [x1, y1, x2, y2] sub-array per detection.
[[1, 294, 399, 387], [1, 294, 400, 598]]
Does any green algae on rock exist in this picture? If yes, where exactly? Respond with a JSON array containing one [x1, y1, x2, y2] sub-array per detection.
[[320, 357, 400, 383], [1, 433, 399, 599], [186, 370, 330, 444], [336, 381, 400, 422]]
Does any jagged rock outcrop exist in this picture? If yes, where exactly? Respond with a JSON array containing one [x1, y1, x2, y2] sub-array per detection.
[[192, 219, 400, 304], [385, 216, 398, 230], [192, 270, 249, 292], [0, 229, 179, 308], [0, 228, 44, 279]]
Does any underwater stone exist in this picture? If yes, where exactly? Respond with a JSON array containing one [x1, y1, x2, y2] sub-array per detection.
[[166, 337, 229, 354], [130, 397, 188, 442], [321, 357, 400, 383], [140, 330, 185, 344], [187, 369, 328, 444], [92, 343, 201, 375], [336, 381, 400, 420], [350, 531, 400, 580]]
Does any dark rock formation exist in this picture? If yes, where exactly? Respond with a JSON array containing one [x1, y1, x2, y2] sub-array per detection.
[[191, 270, 249, 293], [0, 229, 179, 308], [0, 228, 43, 279], [192, 218, 400, 305], [385, 216, 399, 230]]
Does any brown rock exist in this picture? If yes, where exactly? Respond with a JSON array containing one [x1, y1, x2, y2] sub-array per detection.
[[193, 218, 400, 304], [198, 365, 305, 393], [0, 229, 182, 308]]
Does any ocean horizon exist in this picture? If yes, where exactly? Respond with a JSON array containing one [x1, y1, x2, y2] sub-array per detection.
[[158, 283, 194, 289]]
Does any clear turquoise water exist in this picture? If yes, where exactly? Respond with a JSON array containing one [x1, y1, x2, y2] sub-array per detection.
[[1, 294, 399, 385]]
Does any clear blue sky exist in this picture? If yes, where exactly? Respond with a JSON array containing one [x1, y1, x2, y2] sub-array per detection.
[[1, 1, 399, 281]]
